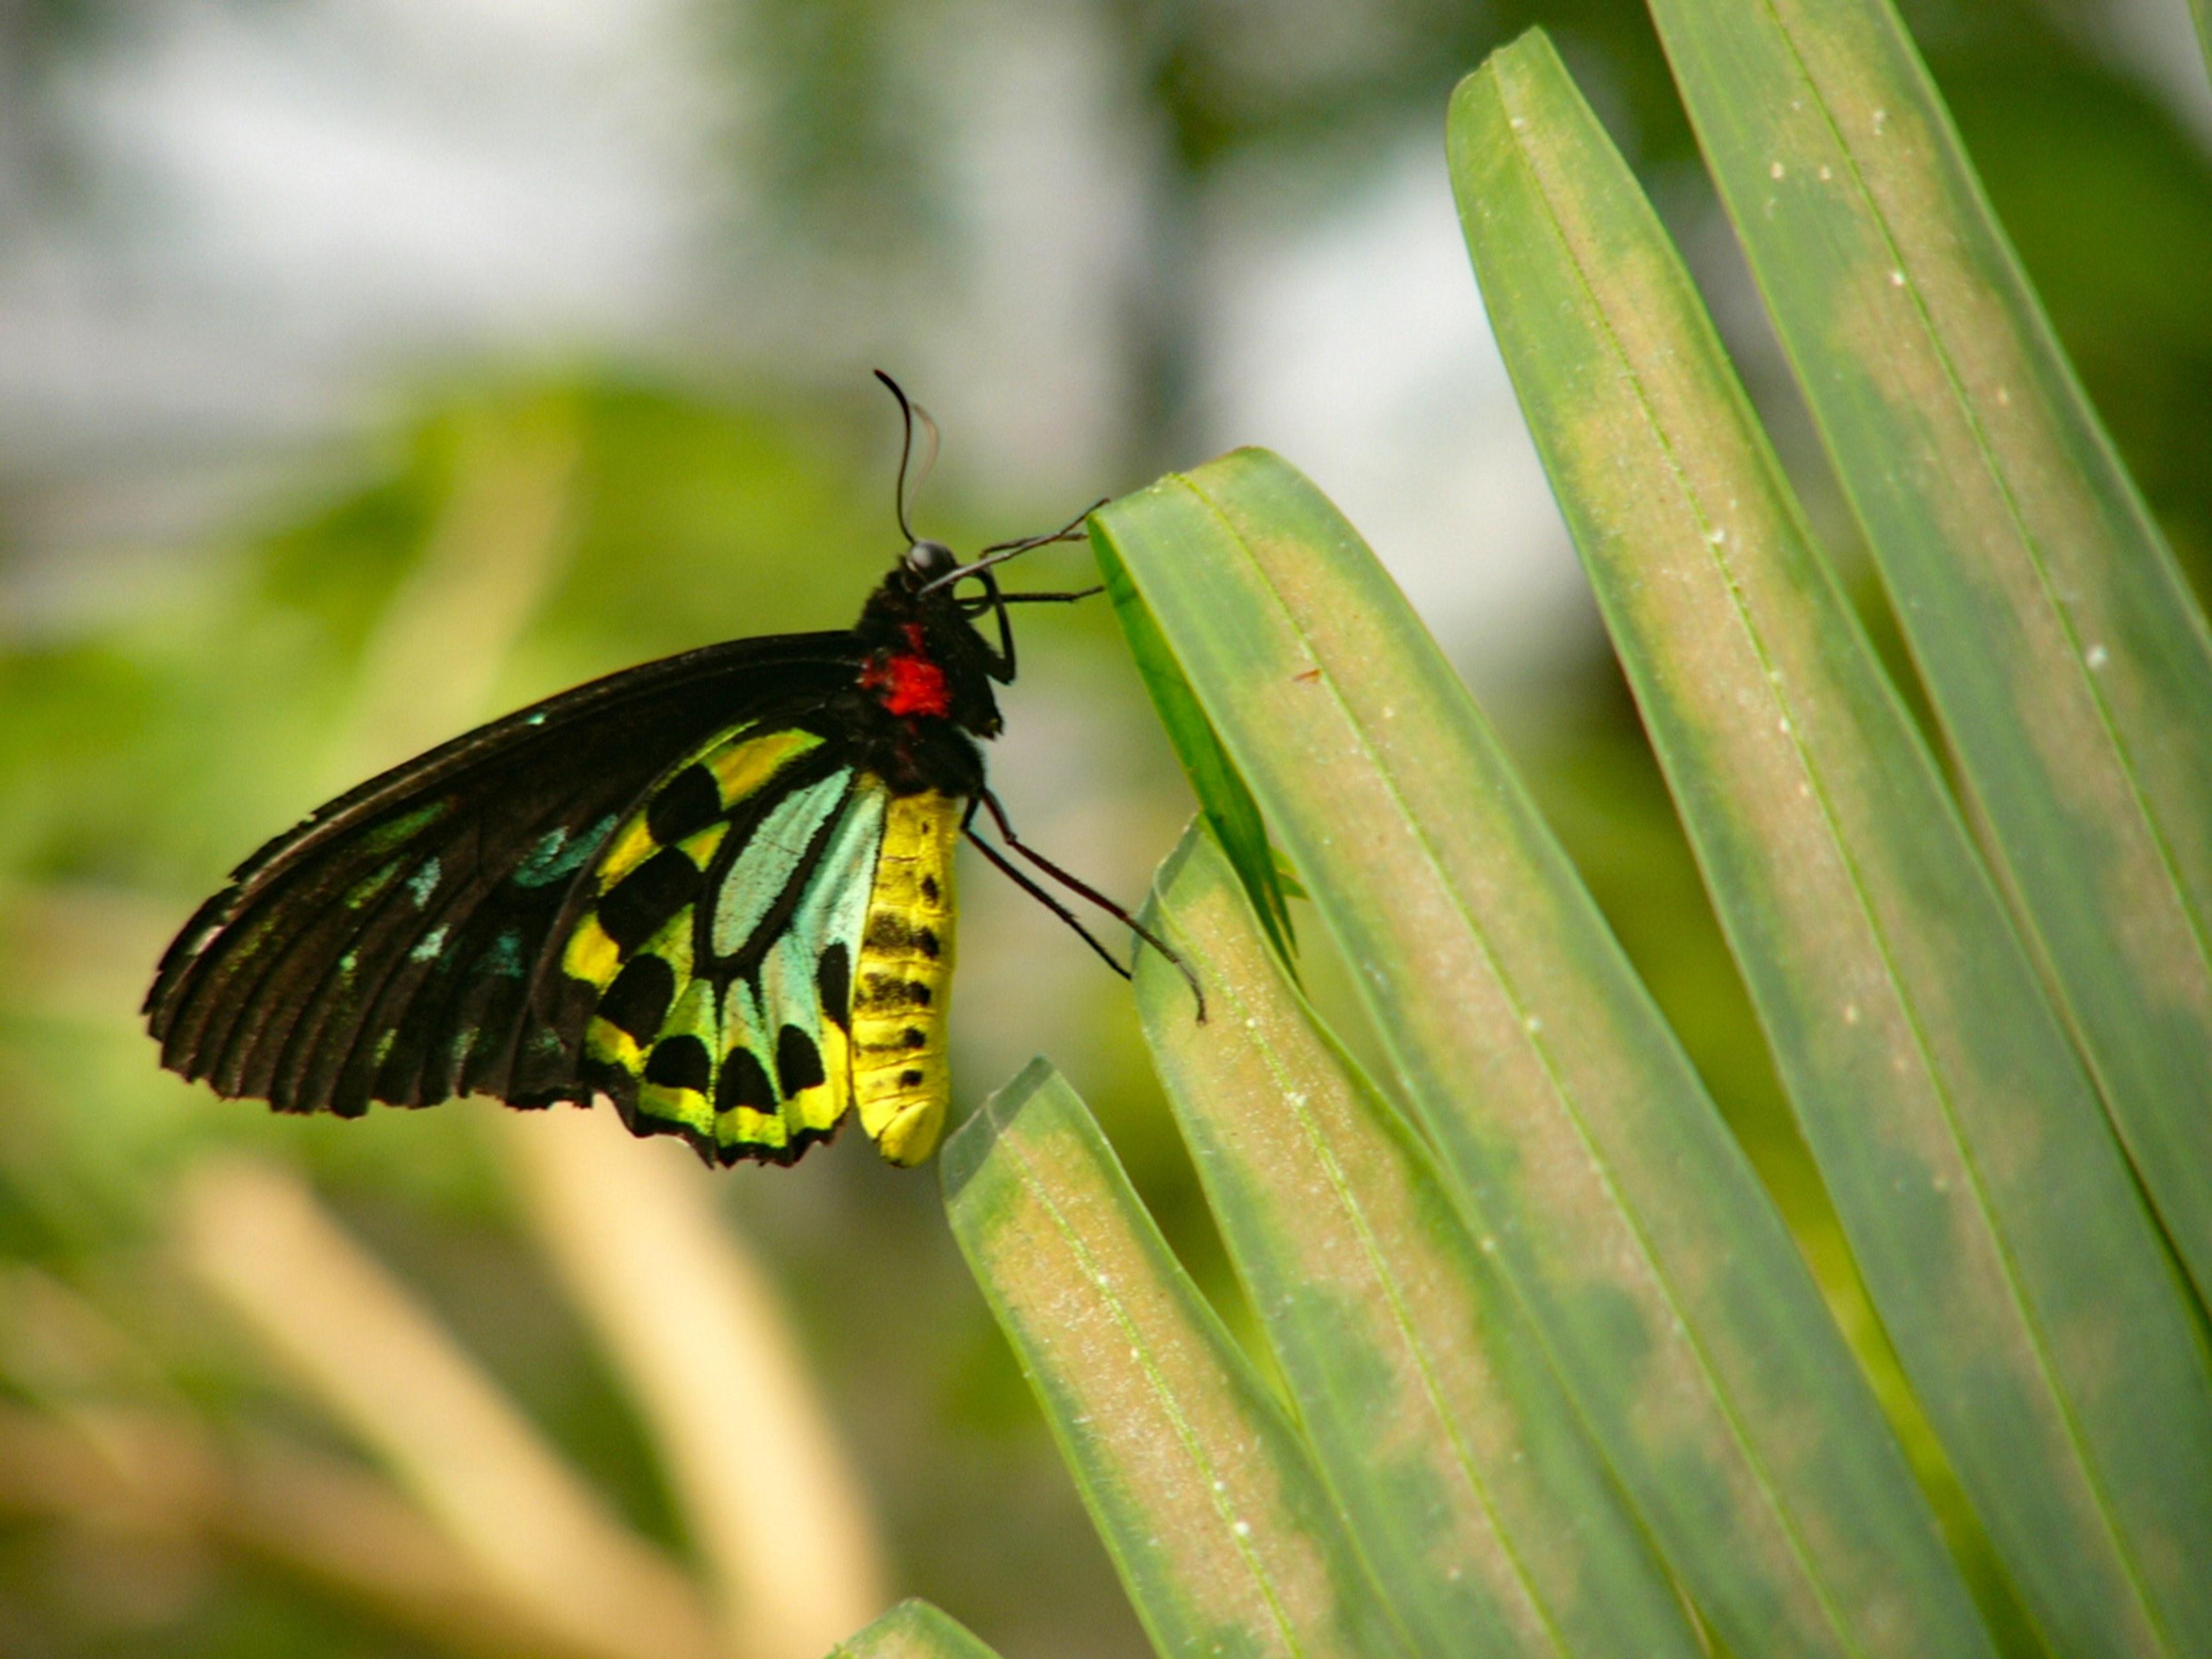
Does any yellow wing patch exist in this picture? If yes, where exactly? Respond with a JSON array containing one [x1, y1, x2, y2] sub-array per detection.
[[709, 728, 822, 805]]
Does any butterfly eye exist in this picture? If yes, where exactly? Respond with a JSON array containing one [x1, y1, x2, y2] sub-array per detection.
[[904, 540, 959, 579]]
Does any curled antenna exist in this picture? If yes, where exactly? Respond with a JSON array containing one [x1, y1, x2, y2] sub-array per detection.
[[873, 369, 940, 544]]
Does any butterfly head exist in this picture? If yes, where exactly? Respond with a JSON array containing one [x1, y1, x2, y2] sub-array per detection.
[[861, 373, 1100, 741], [903, 538, 960, 582]]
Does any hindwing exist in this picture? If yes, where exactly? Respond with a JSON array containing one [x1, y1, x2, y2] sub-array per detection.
[[553, 727, 962, 1167]]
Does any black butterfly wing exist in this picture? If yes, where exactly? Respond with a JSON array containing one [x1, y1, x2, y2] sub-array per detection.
[[145, 633, 863, 1120]]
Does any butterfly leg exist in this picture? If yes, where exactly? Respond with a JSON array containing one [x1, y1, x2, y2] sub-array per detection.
[[968, 789, 1207, 1021], [961, 813, 1130, 981], [973, 498, 1109, 559], [991, 587, 1106, 605], [956, 582, 1104, 684]]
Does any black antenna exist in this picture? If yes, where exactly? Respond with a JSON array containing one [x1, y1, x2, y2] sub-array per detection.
[[873, 369, 938, 544]]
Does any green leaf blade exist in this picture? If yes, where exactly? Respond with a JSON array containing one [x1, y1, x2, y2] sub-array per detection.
[[1450, 31, 2212, 1658], [831, 1600, 1003, 1659], [1137, 824, 1708, 1659], [1093, 523, 1297, 963], [940, 1061, 1410, 1659], [1092, 454, 1993, 1659], [1645, 0, 2212, 1308]]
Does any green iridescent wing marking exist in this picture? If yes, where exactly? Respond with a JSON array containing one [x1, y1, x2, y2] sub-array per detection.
[[553, 726, 895, 1165]]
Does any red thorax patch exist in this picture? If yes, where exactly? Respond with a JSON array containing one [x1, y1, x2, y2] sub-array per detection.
[[862, 622, 952, 719]]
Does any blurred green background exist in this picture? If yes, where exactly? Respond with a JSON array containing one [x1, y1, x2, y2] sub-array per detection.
[[1, 1, 2208, 1654]]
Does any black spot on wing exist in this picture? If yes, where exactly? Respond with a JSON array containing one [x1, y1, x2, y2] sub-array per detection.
[[599, 954, 676, 1042], [644, 1035, 712, 1093], [716, 1047, 776, 1114], [599, 848, 701, 952], [816, 942, 851, 1032], [775, 1025, 826, 1098], [647, 764, 723, 846]]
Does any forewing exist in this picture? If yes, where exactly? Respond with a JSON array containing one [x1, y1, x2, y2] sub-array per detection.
[[145, 634, 857, 1118]]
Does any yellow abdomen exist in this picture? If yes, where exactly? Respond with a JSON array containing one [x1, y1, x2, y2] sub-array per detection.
[[853, 790, 959, 1165]]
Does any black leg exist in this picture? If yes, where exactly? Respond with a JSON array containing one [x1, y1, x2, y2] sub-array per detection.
[[962, 822, 1133, 983], [976, 498, 1108, 557], [960, 587, 1101, 618], [974, 788, 1207, 1021], [995, 587, 1106, 605], [980, 566, 1015, 681]]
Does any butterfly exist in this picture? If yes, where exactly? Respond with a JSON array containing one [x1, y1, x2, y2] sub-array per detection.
[[145, 375, 1195, 1169]]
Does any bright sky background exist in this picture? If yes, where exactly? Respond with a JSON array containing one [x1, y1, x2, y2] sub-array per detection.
[[2, 0, 2202, 691]]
